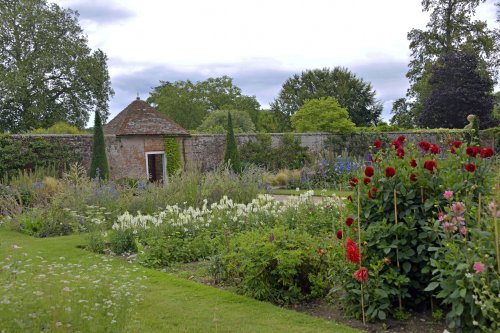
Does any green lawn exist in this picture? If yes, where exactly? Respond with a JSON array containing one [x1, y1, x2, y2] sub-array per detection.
[[269, 188, 352, 198], [0, 228, 361, 333]]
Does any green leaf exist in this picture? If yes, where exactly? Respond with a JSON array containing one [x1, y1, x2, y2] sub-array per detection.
[[378, 310, 386, 320], [424, 282, 440, 292], [459, 288, 466, 298], [403, 262, 411, 273], [455, 303, 464, 316]]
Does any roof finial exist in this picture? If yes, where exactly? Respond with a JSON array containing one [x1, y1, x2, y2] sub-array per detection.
[[136, 92, 140, 100]]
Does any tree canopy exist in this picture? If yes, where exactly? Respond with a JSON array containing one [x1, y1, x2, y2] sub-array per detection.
[[197, 109, 256, 133], [291, 97, 355, 133], [0, 0, 113, 133], [406, 0, 498, 124], [147, 76, 261, 130], [270, 67, 382, 131], [390, 98, 415, 129], [419, 51, 495, 129]]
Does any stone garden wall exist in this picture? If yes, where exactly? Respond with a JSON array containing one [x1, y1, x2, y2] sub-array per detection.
[[9, 131, 496, 179]]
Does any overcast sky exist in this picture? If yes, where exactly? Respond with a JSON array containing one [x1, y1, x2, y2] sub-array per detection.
[[52, 0, 498, 123]]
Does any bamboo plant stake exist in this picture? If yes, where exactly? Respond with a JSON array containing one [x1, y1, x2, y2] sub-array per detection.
[[357, 185, 366, 325], [393, 189, 403, 312], [494, 168, 500, 274], [477, 193, 481, 229]]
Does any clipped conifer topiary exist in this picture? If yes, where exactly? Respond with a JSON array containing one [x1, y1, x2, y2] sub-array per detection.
[[224, 112, 242, 173], [89, 111, 109, 179]]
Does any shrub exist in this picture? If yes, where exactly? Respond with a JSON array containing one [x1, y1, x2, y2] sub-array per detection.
[[341, 136, 496, 321], [224, 112, 242, 173], [30, 121, 84, 134], [220, 226, 338, 304], [240, 133, 311, 171], [89, 111, 109, 180]]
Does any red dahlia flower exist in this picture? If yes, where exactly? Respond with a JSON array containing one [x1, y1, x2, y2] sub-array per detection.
[[364, 177, 371, 185], [410, 159, 417, 167], [385, 166, 396, 178], [353, 267, 369, 282], [465, 163, 476, 173], [336, 230, 343, 239], [430, 144, 440, 154], [345, 217, 354, 227], [396, 147, 405, 159], [397, 135, 406, 143], [480, 148, 494, 158], [368, 187, 378, 199], [364, 166, 374, 177], [418, 141, 431, 151], [466, 146, 481, 157], [424, 160, 437, 173], [410, 173, 417, 182], [373, 139, 382, 149], [347, 195, 352, 202], [391, 140, 402, 149], [451, 141, 462, 148], [346, 238, 361, 264], [349, 177, 359, 187], [451, 147, 456, 154]]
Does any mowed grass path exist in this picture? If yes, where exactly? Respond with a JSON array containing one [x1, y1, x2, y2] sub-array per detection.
[[0, 229, 361, 333]]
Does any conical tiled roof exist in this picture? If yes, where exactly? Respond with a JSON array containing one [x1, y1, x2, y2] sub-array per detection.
[[104, 99, 190, 136]]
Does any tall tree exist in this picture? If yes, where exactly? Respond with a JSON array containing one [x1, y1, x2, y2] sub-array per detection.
[[390, 98, 416, 129], [0, 0, 113, 133], [224, 112, 241, 173], [291, 97, 355, 133], [197, 109, 256, 133], [148, 76, 260, 130], [271, 67, 382, 131], [407, 0, 498, 123], [89, 111, 109, 180], [419, 51, 495, 129]]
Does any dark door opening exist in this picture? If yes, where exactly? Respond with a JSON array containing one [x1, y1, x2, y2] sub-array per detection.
[[147, 153, 165, 183]]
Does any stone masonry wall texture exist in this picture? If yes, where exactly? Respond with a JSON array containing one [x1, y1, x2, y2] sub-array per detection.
[[9, 132, 497, 179]]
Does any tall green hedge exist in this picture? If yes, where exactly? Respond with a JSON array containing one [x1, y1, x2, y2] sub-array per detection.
[[164, 137, 182, 176], [0, 134, 81, 180], [89, 111, 109, 180], [224, 112, 242, 173]]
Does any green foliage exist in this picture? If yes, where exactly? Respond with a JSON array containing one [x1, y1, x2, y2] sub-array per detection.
[[220, 227, 337, 305], [342, 136, 496, 322], [147, 76, 260, 130], [89, 111, 109, 180], [0, 0, 113, 132], [164, 137, 182, 177], [30, 122, 86, 134], [240, 133, 311, 171], [271, 67, 383, 130], [420, 52, 496, 129], [0, 134, 81, 180], [430, 226, 499, 332], [406, 0, 498, 126], [224, 112, 242, 173], [197, 109, 256, 133], [390, 98, 415, 129], [291, 97, 355, 133]]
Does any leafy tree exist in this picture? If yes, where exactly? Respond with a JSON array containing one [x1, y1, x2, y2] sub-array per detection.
[[30, 122, 84, 134], [407, 0, 498, 123], [419, 51, 495, 129], [224, 112, 241, 173], [390, 98, 415, 129], [0, 0, 113, 133], [271, 67, 382, 130], [148, 76, 261, 130], [291, 97, 355, 133], [89, 111, 108, 180], [197, 109, 256, 133]]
